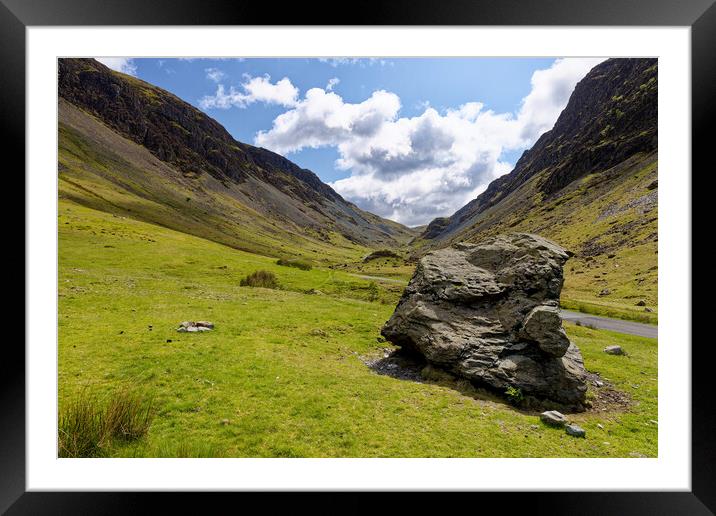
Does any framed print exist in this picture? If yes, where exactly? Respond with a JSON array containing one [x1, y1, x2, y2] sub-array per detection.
[[5, 0, 713, 513]]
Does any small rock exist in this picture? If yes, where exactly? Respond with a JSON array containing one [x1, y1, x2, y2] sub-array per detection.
[[176, 327, 188, 333], [565, 424, 586, 438], [604, 345, 624, 355], [197, 326, 212, 332], [635, 300, 646, 306], [310, 329, 328, 337], [186, 326, 199, 333], [644, 307, 653, 312], [195, 321, 214, 329], [597, 423, 604, 429], [179, 321, 192, 328], [540, 410, 567, 427], [598, 288, 611, 297], [530, 424, 539, 430], [220, 419, 230, 426], [646, 179, 658, 190], [649, 420, 658, 425], [166, 339, 172, 343]]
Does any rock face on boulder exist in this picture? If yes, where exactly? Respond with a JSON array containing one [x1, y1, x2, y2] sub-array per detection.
[[381, 233, 588, 410]]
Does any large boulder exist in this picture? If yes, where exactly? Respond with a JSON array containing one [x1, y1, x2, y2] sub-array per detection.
[[381, 233, 588, 410]]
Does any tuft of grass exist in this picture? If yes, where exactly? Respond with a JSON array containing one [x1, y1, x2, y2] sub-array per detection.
[[58, 390, 105, 458], [504, 386, 524, 406], [59, 388, 154, 457], [240, 270, 279, 289], [276, 258, 312, 271], [103, 390, 155, 442]]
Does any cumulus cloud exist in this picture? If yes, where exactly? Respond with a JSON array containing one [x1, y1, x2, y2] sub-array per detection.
[[253, 58, 605, 226], [255, 88, 401, 153], [199, 74, 299, 110], [205, 67, 226, 83], [326, 77, 340, 91], [95, 57, 137, 76]]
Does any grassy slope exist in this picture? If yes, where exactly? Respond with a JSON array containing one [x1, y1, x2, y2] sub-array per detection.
[[414, 153, 658, 324], [58, 101, 383, 266], [59, 200, 657, 457]]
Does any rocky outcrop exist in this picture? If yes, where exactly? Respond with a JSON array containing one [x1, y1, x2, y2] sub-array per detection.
[[381, 233, 588, 410]]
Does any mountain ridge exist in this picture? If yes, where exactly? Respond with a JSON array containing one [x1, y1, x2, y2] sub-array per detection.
[[58, 58, 415, 261], [415, 58, 658, 321], [422, 58, 657, 243]]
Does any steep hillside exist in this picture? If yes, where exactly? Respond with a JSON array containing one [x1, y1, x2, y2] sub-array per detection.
[[58, 58, 414, 263], [418, 59, 658, 321]]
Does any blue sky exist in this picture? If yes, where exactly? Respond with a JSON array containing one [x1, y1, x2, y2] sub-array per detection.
[[97, 57, 604, 226]]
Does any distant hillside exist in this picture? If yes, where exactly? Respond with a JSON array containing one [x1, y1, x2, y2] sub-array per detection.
[[418, 59, 658, 321], [58, 58, 415, 263]]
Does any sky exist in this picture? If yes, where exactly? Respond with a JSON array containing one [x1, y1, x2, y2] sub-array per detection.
[[96, 56, 605, 227]]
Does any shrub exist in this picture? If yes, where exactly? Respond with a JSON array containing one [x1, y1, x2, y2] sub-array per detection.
[[505, 386, 524, 406], [366, 281, 379, 302], [276, 258, 312, 271], [58, 388, 154, 458], [240, 270, 279, 289]]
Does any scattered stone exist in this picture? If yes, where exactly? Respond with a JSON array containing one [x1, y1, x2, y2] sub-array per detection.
[[220, 419, 230, 425], [644, 307, 653, 313], [635, 300, 646, 306], [176, 321, 214, 333], [540, 410, 568, 427], [597, 423, 604, 429], [310, 329, 328, 337], [604, 345, 624, 355], [598, 288, 612, 297], [166, 339, 172, 343], [566, 424, 586, 438], [646, 179, 658, 190], [649, 420, 658, 425], [530, 424, 539, 430], [381, 233, 588, 410]]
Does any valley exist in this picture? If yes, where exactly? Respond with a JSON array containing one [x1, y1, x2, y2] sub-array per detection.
[[56, 57, 659, 459]]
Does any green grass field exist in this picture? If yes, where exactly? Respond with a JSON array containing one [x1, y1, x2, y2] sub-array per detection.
[[59, 200, 657, 458]]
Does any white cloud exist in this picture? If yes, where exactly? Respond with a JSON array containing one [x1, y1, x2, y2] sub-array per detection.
[[199, 74, 299, 110], [95, 57, 137, 76], [253, 58, 605, 226], [326, 77, 340, 91], [205, 67, 226, 83]]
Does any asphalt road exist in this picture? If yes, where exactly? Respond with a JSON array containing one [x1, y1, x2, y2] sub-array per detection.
[[560, 310, 658, 339]]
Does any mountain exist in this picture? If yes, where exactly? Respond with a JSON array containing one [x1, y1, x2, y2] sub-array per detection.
[[417, 58, 658, 320], [58, 58, 414, 262]]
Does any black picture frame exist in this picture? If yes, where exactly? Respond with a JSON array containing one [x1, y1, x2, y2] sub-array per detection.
[[4, 0, 713, 513]]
